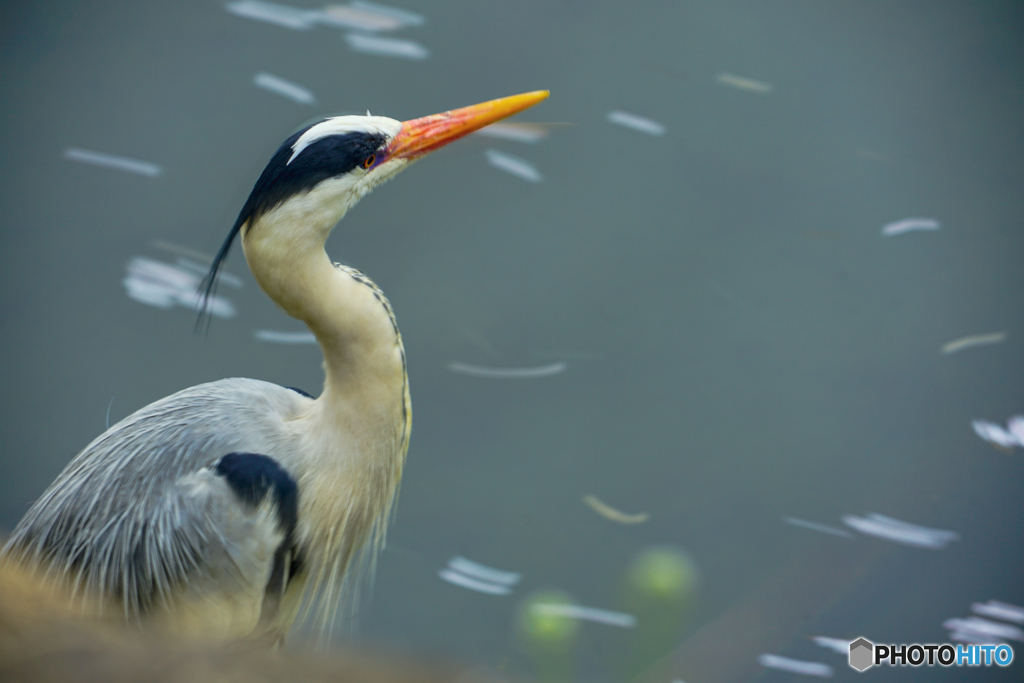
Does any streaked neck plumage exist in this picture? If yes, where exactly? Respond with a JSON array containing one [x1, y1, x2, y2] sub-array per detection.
[[240, 176, 406, 414], [240, 174, 411, 633]]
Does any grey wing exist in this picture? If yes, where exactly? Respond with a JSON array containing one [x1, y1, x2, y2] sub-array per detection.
[[3, 379, 307, 628], [158, 456, 299, 635]]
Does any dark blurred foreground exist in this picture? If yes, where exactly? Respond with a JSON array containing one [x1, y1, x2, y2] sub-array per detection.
[[0, 560, 493, 683]]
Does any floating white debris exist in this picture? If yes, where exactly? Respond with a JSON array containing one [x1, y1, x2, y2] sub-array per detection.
[[475, 122, 548, 143], [812, 636, 852, 655], [448, 361, 565, 379], [484, 149, 542, 182], [253, 72, 316, 104], [344, 32, 428, 59], [972, 601, 1024, 624], [150, 242, 244, 288], [944, 617, 1024, 642], [254, 330, 317, 344], [941, 331, 1007, 355], [123, 257, 235, 318], [317, 9, 390, 30], [1004, 415, 1023, 445], [607, 110, 666, 136], [447, 557, 521, 586], [316, 1, 424, 31], [584, 495, 649, 524], [784, 517, 855, 539], [531, 603, 636, 628], [65, 148, 161, 177], [438, 556, 519, 595], [881, 217, 940, 236], [758, 654, 832, 678], [438, 569, 511, 595], [315, 6, 402, 31], [716, 73, 773, 94], [125, 258, 192, 302], [972, 417, 1024, 449], [226, 0, 317, 30], [841, 513, 958, 549]]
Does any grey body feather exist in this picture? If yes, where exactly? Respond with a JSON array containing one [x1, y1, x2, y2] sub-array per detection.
[[4, 379, 310, 630]]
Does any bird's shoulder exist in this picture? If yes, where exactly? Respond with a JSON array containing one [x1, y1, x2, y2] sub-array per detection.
[[13, 378, 312, 540], [91, 378, 312, 465]]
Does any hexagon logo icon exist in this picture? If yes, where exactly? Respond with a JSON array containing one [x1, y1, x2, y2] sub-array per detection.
[[849, 637, 874, 672]]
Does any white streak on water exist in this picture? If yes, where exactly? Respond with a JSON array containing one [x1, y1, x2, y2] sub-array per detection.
[[254, 72, 315, 104], [314, 7, 401, 31], [345, 33, 428, 59], [944, 617, 1024, 641], [1010, 416, 1024, 444], [758, 654, 832, 677], [531, 603, 636, 628], [123, 257, 235, 318], [812, 636, 852, 654], [254, 330, 317, 344], [973, 601, 1024, 624], [309, 2, 425, 31], [448, 361, 566, 379], [784, 517, 854, 538], [607, 110, 666, 136], [584, 495, 649, 524], [447, 557, 520, 586], [484, 149, 543, 182], [717, 73, 773, 94], [842, 513, 958, 549], [226, 0, 316, 30], [881, 217, 940, 236], [941, 331, 1007, 354], [971, 419, 1023, 448], [438, 568, 511, 595], [65, 148, 161, 177]]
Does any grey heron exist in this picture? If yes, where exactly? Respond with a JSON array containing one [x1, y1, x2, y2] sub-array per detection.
[[3, 90, 549, 644]]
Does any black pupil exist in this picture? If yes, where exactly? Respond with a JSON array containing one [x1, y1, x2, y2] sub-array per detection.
[[363, 154, 376, 168]]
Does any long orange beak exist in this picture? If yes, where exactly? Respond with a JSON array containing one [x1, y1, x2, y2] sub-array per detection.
[[385, 90, 549, 160]]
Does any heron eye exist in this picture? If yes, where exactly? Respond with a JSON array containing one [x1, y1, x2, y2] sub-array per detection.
[[362, 154, 376, 169]]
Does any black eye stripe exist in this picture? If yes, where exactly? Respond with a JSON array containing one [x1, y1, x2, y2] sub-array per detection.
[[200, 128, 387, 320], [240, 130, 387, 225]]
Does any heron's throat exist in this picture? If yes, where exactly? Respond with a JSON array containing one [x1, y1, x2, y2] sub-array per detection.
[[241, 211, 408, 421]]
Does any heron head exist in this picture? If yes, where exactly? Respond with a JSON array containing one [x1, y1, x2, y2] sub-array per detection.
[[197, 91, 548, 325], [241, 90, 549, 233]]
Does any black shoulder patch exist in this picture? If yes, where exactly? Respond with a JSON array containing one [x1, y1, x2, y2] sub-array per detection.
[[285, 386, 314, 399], [214, 453, 298, 537]]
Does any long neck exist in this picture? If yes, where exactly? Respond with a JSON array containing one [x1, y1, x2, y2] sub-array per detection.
[[240, 209, 410, 466], [236, 176, 411, 637]]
